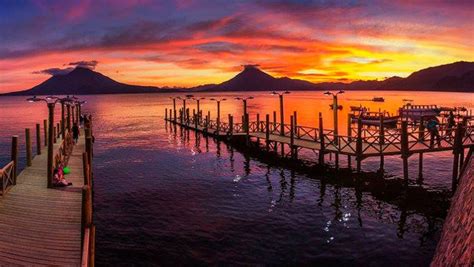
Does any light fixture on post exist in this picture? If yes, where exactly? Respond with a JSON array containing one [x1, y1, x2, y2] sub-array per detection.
[[210, 98, 227, 134], [271, 91, 290, 136], [324, 90, 344, 143]]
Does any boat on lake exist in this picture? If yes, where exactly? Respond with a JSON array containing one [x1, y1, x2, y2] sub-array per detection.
[[372, 97, 385, 102], [350, 106, 399, 126], [399, 104, 440, 121]]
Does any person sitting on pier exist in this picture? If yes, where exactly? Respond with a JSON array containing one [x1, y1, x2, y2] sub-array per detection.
[[427, 117, 441, 148], [53, 168, 72, 187], [72, 123, 80, 144]]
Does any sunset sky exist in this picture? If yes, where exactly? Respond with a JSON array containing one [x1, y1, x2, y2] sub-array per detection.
[[0, 0, 473, 92]]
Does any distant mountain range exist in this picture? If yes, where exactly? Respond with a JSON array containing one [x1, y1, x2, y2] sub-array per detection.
[[3, 61, 473, 96]]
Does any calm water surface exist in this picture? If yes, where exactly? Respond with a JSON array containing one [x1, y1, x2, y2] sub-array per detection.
[[0, 91, 472, 266]]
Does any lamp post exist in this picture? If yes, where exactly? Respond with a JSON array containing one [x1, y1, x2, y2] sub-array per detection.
[[192, 97, 205, 123], [210, 98, 226, 133], [177, 94, 194, 123], [324, 90, 344, 142], [271, 91, 290, 136], [26, 96, 68, 188], [235, 96, 254, 118], [169, 97, 178, 122]]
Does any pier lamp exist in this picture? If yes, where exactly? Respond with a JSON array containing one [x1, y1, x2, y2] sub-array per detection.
[[234, 96, 254, 118], [27, 96, 64, 188], [324, 90, 344, 142], [210, 98, 227, 132], [47, 95, 76, 136], [192, 97, 205, 123], [271, 91, 290, 136], [177, 95, 194, 123]]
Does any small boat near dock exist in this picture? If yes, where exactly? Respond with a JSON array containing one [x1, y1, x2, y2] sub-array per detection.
[[372, 97, 385, 102], [350, 106, 399, 126]]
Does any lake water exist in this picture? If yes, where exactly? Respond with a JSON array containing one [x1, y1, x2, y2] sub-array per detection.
[[0, 91, 472, 265]]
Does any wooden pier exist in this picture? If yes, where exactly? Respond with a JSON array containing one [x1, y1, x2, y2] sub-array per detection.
[[165, 107, 474, 183], [0, 117, 95, 266], [431, 147, 473, 266]]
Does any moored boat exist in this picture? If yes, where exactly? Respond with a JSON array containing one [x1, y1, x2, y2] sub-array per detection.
[[399, 104, 440, 121], [372, 97, 385, 102], [350, 106, 399, 126]]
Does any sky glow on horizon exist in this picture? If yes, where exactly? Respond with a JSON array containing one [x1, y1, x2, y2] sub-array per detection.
[[0, 0, 473, 92]]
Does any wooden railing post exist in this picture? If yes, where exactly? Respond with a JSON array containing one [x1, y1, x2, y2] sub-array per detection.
[[356, 117, 363, 172], [319, 112, 325, 165], [347, 113, 352, 168], [228, 115, 233, 136], [379, 115, 385, 172], [43, 119, 48, 146], [290, 115, 295, 159], [401, 121, 409, 180], [165, 108, 168, 121], [36, 123, 41, 155], [265, 114, 270, 150], [245, 113, 250, 145], [11, 135, 18, 184], [25, 128, 32, 167]]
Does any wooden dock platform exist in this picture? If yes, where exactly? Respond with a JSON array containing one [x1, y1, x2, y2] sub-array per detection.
[[0, 132, 84, 265], [165, 108, 474, 183], [0, 113, 95, 266], [431, 148, 473, 266]]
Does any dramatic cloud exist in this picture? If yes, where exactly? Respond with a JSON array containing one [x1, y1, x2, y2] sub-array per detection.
[[32, 67, 74, 76], [0, 0, 473, 92], [68, 60, 98, 69]]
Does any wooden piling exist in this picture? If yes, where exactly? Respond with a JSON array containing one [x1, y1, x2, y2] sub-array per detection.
[[379, 115, 385, 172], [290, 115, 294, 159], [319, 112, 325, 165], [229, 115, 233, 136], [419, 116, 425, 141], [356, 117, 363, 172], [25, 128, 32, 166], [265, 114, 270, 150], [11, 135, 18, 184], [256, 113, 260, 143], [401, 121, 409, 180], [43, 119, 48, 146], [245, 113, 250, 145], [36, 123, 41, 155], [165, 108, 168, 121], [452, 123, 464, 189], [347, 114, 352, 168]]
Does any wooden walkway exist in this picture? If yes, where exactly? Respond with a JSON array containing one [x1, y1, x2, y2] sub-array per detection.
[[0, 132, 85, 265], [431, 148, 473, 266], [166, 110, 473, 180]]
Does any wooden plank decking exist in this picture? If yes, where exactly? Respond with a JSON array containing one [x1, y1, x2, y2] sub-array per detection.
[[0, 132, 85, 266]]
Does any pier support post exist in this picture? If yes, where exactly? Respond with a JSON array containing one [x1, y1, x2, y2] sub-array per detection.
[[379, 116, 385, 173], [347, 114, 352, 169], [419, 117, 425, 141], [290, 115, 295, 159], [47, 103, 55, 188], [245, 113, 250, 145], [451, 123, 464, 190], [165, 108, 168, 121], [43, 119, 48, 146], [401, 121, 409, 181], [319, 112, 325, 165], [279, 94, 284, 136], [61, 103, 65, 139], [256, 113, 260, 144], [67, 104, 71, 132], [356, 117, 363, 173], [11, 136, 18, 184], [25, 128, 32, 167], [36, 123, 41, 155], [229, 115, 233, 137], [265, 114, 270, 151]]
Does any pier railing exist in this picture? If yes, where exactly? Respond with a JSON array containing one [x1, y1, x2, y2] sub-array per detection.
[[169, 113, 474, 156], [0, 161, 15, 196]]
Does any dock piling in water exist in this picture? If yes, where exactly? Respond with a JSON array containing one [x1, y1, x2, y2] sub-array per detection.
[[25, 128, 32, 166]]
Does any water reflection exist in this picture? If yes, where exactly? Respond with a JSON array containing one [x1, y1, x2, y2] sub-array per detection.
[[0, 93, 463, 266]]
